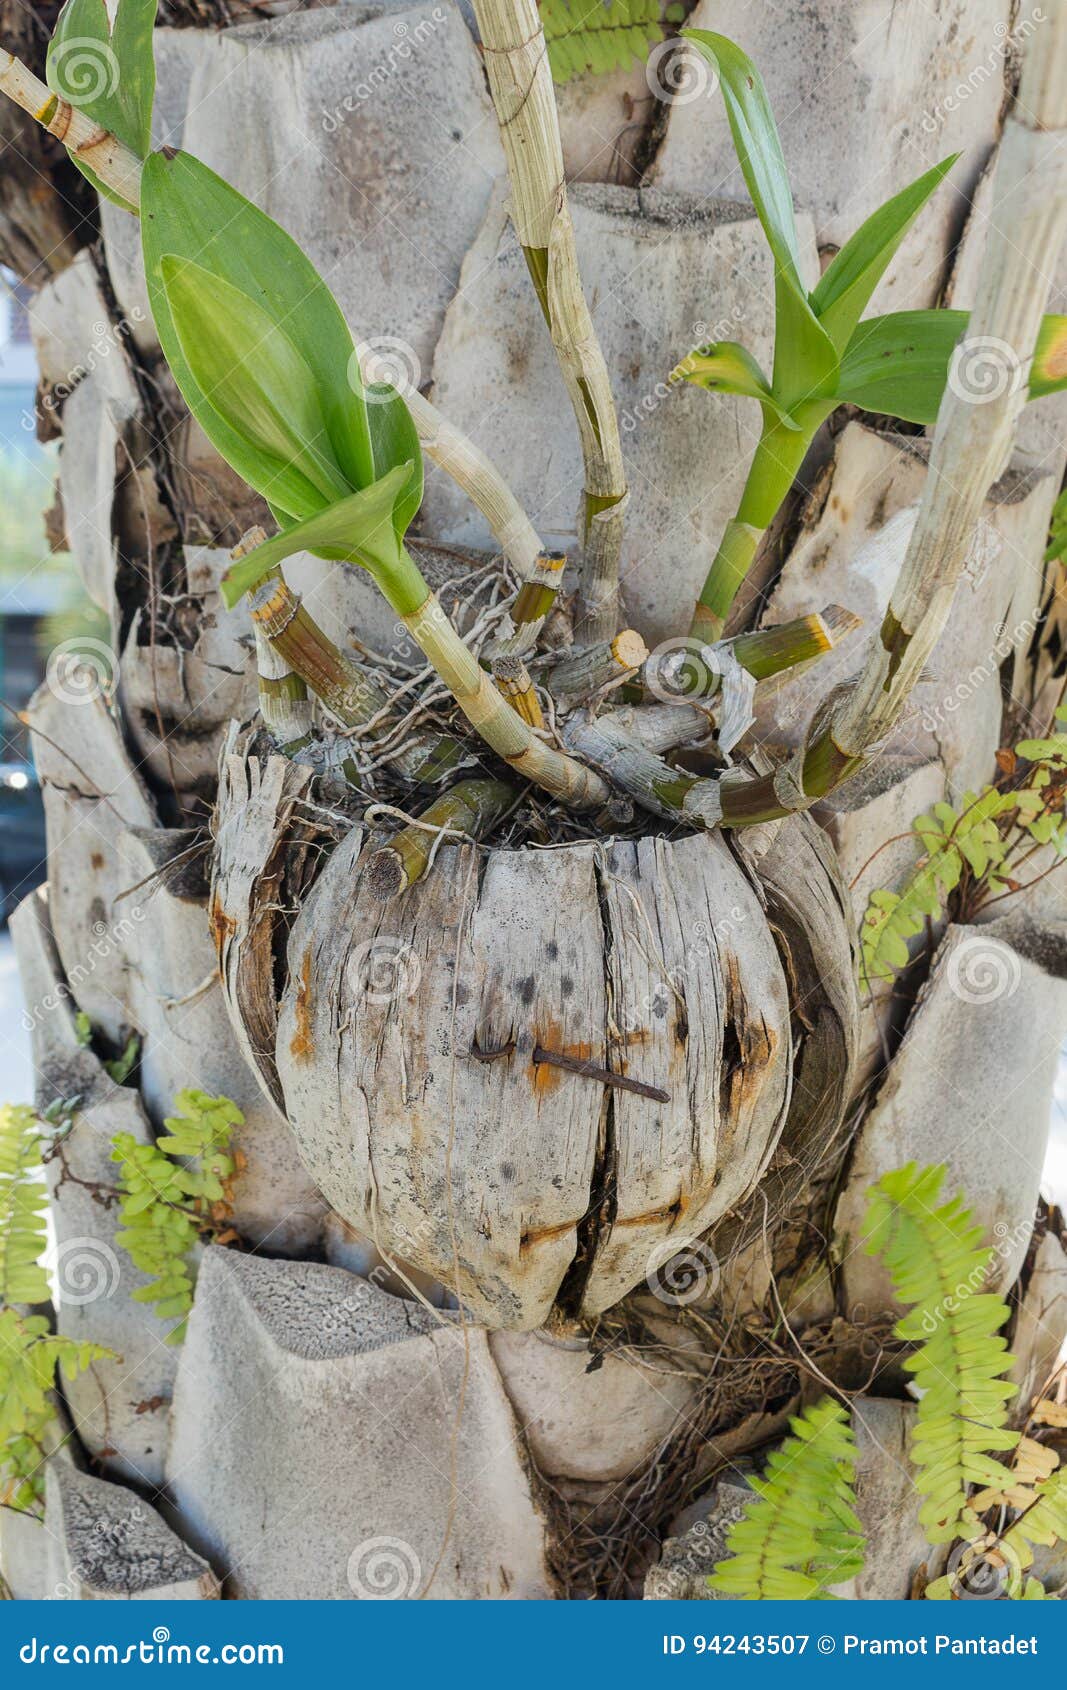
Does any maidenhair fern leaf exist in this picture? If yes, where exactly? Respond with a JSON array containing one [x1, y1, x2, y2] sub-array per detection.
[[709, 1398, 865, 1598], [863, 1162, 1019, 1546], [540, 0, 683, 84], [0, 1104, 49, 1306]]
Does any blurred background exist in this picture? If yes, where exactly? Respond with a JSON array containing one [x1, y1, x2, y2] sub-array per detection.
[[0, 266, 106, 1099]]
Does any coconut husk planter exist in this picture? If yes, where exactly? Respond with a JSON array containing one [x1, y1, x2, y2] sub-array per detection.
[[211, 728, 858, 1330]]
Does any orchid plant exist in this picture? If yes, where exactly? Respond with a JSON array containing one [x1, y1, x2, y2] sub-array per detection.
[[675, 30, 1067, 644], [0, 0, 1064, 860]]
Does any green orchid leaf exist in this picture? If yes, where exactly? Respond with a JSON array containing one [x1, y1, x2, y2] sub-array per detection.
[[834, 310, 961, 423], [220, 465, 417, 608], [48, 0, 157, 156], [771, 269, 839, 409], [682, 30, 802, 284], [141, 150, 375, 518], [810, 155, 960, 353], [365, 384, 424, 538], [671, 339, 802, 428], [682, 31, 836, 410], [671, 339, 770, 399], [160, 256, 353, 516], [837, 310, 1067, 424], [47, 0, 158, 206]]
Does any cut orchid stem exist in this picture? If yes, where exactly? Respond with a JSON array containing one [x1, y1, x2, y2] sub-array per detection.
[[644, 604, 861, 702], [254, 636, 366, 788], [245, 570, 466, 785], [566, 716, 724, 829], [491, 655, 544, 730], [237, 538, 313, 753], [253, 633, 313, 754], [733, 605, 860, 682], [400, 586, 609, 810], [231, 534, 311, 755], [0, 46, 142, 206], [472, 0, 627, 643], [546, 629, 649, 703], [365, 779, 517, 900], [600, 701, 717, 756], [490, 551, 568, 657], [247, 572, 385, 728]]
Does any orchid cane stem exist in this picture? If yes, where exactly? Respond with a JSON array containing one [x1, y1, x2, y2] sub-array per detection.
[[472, 0, 627, 644]]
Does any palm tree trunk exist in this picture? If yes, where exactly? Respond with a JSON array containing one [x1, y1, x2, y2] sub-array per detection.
[[3, 0, 1066, 1602]]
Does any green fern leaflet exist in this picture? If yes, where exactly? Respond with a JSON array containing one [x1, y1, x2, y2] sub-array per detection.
[[708, 1398, 865, 1598], [859, 707, 1067, 986], [863, 1162, 1019, 1546], [540, 0, 684, 83], [112, 1089, 243, 1343], [0, 1104, 50, 1306]]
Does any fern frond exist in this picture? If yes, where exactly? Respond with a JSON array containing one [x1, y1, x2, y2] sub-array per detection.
[[0, 1104, 49, 1306], [864, 1162, 1019, 1546], [709, 1398, 865, 1598], [924, 1466, 1067, 1600], [111, 1091, 242, 1343], [860, 708, 1067, 984], [540, 0, 673, 83], [0, 1309, 111, 1512], [1001, 1467, 1067, 1574], [858, 789, 1013, 984]]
